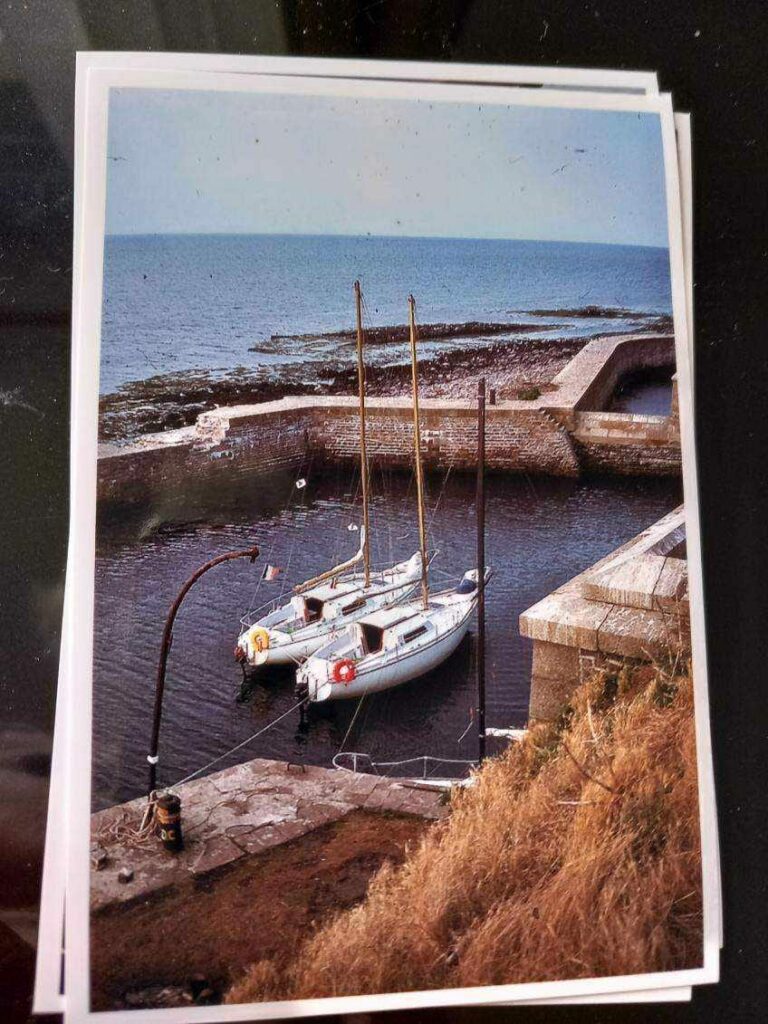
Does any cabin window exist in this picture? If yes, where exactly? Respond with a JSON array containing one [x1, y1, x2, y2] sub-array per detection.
[[341, 597, 367, 616], [304, 597, 324, 623], [402, 625, 428, 644], [361, 622, 385, 654]]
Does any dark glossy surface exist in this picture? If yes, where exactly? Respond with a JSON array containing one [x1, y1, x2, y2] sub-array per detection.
[[93, 469, 679, 808], [610, 377, 673, 415], [2, 3, 768, 1022]]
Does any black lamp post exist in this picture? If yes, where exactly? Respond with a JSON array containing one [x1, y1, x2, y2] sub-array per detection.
[[147, 543, 260, 796]]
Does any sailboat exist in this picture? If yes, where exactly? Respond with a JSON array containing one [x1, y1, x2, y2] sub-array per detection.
[[235, 282, 426, 669], [296, 294, 492, 703]]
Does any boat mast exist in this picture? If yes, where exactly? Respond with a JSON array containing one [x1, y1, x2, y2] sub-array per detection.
[[354, 280, 371, 587], [476, 378, 487, 764], [408, 294, 429, 611]]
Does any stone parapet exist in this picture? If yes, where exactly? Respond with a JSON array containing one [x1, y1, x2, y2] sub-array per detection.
[[97, 334, 681, 504], [520, 506, 689, 721], [542, 332, 676, 426]]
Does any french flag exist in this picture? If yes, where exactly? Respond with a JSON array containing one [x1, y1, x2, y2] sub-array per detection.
[[261, 564, 283, 582]]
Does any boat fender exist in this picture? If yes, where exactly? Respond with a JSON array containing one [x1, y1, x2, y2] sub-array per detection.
[[247, 625, 270, 653], [332, 658, 357, 684]]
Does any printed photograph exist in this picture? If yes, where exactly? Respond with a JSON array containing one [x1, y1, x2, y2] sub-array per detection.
[[86, 78, 702, 1013]]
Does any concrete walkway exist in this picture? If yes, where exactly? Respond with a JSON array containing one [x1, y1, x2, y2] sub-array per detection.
[[90, 759, 447, 913]]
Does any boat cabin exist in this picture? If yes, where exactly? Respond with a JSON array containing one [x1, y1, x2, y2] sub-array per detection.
[[353, 605, 434, 657], [288, 580, 371, 627]]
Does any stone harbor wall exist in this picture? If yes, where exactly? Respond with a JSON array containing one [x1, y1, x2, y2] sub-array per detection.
[[99, 403, 313, 506], [308, 399, 580, 476], [542, 332, 676, 426], [520, 505, 690, 721], [98, 333, 681, 504], [570, 411, 682, 476]]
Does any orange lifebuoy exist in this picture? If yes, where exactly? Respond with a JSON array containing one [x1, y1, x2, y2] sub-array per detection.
[[332, 658, 357, 684]]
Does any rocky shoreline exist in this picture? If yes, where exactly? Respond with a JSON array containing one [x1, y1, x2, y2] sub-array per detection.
[[99, 311, 672, 441], [98, 335, 586, 440], [261, 320, 551, 348], [514, 305, 666, 319]]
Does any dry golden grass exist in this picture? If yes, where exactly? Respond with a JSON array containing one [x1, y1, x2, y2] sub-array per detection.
[[227, 661, 702, 1003]]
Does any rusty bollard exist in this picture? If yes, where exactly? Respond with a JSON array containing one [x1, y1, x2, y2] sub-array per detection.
[[156, 790, 184, 852]]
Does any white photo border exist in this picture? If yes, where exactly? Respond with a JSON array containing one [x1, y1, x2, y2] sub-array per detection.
[[62, 67, 716, 1022], [31, 56, 682, 1017]]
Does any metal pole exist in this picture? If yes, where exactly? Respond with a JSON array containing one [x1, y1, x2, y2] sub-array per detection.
[[408, 294, 429, 610], [476, 378, 487, 764], [147, 543, 260, 796], [354, 280, 371, 587]]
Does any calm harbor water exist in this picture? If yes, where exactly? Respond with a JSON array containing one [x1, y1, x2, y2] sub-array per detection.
[[100, 234, 672, 394], [92, 467, 681, 808], [611, 377, 673, 416]]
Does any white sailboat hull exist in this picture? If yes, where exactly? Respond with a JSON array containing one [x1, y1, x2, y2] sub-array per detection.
[[297, 569, 491, 704], [236, 554, 425, 668], [242, 578, 420, 666], [313, 604, 473, 701]]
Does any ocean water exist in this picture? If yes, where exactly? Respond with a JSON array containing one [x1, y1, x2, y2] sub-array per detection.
[[100, 234, 672, 394], [92, 467, 680, 807]]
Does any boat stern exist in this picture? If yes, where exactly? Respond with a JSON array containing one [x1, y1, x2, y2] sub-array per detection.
[[295, 656, 335, 703], [295, 626, 363, 703], [235, 623, 292, 666]]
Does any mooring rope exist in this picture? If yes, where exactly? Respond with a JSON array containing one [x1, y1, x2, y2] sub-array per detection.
[[170, 699, 306, 789], [92, 792, 160, 853], [337, 690, 370, 758]]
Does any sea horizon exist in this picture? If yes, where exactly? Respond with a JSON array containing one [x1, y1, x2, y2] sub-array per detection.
[[100, 232, 673, 394], [104, 230, 670, 252]]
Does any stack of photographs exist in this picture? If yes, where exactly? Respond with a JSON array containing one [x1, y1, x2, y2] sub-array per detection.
[[34, 53, 719, 1021]]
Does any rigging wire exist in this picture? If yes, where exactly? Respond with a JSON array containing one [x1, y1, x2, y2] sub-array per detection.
[[277, 453, 314, 601], [171, 698, 306, 789], [244, 458, 310, 615]]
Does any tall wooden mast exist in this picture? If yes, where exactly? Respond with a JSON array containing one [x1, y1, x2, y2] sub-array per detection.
[[408, 294, 429, 610], [354, 280, 371, 587], [476, 378, 487, 763]]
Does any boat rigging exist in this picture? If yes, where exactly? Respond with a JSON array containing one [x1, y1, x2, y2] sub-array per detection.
[[234, 281, 425, 669], [295, 294, 492, 705]]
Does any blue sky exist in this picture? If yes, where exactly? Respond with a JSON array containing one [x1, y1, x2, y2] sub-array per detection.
[[106, 87, 669, 247]]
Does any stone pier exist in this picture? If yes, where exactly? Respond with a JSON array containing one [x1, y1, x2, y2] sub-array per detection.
[[90, 758, 447, 913], [520, 506, 689, 721], [98, 333, 681, 505]]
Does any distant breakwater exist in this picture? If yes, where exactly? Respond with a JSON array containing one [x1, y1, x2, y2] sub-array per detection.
[[99, 334, 588, 442], [261, 320, 553, 348]]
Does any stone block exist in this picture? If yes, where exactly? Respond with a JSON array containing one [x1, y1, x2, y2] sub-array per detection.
[[294, 800, 355, 826], [528, 640, 584, 722], [583, 553, 666, 610], [531, 640, 581, 681], [330, 771, 384, 803], [520, 592, 611, 650], [188, 835, 244, 876], [596, 605, 674, 660], [232, 818, 315, 854], [653, 557, 688, 610], [364, 785, 413, 815], [396, 787, 448, 819]]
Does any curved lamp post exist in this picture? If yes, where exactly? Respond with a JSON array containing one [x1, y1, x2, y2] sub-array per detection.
[[147, 543, 260, 796]]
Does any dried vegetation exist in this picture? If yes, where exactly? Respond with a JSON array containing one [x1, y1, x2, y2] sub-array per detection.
[[228, 661, 702, 1003]]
